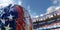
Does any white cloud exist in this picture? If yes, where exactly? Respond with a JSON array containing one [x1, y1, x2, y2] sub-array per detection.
[[0, 0, 22, 7], [34, 16, 39, 18], [0, 0, 14, 4], [46, 0, 60, 14], [46, 6, 60, 14], [40, 14, 44, 17], [31, 13, 39, 18], [55, 6, 60, 10], [0, 0, 14, 7], [52, 0, 58, 5], [18, 0, 22, 5], [32, 15, 39, 18], [46, 6, 56, 14]]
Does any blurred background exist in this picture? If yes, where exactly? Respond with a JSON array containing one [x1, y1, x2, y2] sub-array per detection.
[[0, 0, 60, 30]]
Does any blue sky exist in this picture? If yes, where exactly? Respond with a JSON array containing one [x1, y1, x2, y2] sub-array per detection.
[[0, 0, 60, 18], [23, 0, 52, 15], [21, 0, 60, 18], [21, 0, 52, 17]]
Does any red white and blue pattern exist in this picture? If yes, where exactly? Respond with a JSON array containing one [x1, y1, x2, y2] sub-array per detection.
[[0, 4, 25, 30]]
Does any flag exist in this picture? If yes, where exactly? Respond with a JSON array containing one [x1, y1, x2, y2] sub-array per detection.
[[0, 4, 26, 30]]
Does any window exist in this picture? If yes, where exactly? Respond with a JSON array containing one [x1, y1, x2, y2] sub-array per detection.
[[50, 15, 53, 18], [57, 18, 60, 21], [54, 13, 57, 16], [57, 13, 60, 15]]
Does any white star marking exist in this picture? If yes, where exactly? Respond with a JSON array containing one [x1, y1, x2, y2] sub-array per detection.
[[5, 24, 12, 30], [0, 10, 5, 16], [8, 14, 14, 20], [0, 10, 3, 14], [1, 19, 5, 24]]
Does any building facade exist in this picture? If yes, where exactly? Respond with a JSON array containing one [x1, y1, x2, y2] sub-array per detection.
[[33, 8, 60, 30]]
